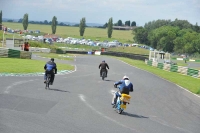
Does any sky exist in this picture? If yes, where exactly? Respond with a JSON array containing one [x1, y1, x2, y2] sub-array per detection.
[[0, 0, 200, 26]]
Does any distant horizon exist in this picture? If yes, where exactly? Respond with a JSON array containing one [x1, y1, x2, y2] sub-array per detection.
[[2, 17, 198, 27], [2, 18, 106, 27], [1, 0, 200, 27]]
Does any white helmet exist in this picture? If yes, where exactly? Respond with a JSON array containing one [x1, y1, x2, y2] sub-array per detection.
[[123, 75, 129, 80]]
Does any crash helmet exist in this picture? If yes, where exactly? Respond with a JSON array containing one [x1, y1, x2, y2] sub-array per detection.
[[123, 75, 129, 80], [51, 58, 54, 61]]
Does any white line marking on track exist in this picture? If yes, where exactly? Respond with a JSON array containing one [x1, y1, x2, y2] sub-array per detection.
[[4, 79, 37, 94], [118, 59, 200, 98], [78, 94, 141, 133]]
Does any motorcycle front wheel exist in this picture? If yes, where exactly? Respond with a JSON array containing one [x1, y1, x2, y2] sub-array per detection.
[[118, 109, 123, 114]]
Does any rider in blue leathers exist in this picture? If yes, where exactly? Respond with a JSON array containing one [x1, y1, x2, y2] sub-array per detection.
[[111, 75, 133, 105], [44, 58, 57, 84]]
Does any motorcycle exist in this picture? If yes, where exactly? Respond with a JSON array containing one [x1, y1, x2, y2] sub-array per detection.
[[113, 85, 131, 114], [101, 69, 107, 80]]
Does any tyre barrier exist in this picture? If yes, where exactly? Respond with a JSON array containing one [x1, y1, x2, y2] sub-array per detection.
[[145, 60, 200, 79], [147, 60, 153, 66], [157, 63, 163, 69], [178, 66, 188, 75], [198, 71, 200, 78], [0, 48, 32, 59], [163, 64, 170, 71], [0, 48, 9, 57], [152, 61, 158, 67], [187, 68, 199, 78], [170, 65, 178, 72]]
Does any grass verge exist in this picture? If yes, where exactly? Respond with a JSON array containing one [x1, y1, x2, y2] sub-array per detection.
[[34, 52, 74, 61], [116, 57, 200, 94], [0, 58, 74, 73]]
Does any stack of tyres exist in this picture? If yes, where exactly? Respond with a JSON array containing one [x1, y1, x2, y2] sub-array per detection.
[[8, 49, 20, 58]]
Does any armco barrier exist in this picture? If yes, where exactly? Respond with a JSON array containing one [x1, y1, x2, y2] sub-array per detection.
[[101, 52, 148, 61], [63, 51, 148, 61], [65, 50, 88, 54]]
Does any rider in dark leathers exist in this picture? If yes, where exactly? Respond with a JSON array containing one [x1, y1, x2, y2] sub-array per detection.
[[99, 60, 109, 77], [44, 58, 57, 84]]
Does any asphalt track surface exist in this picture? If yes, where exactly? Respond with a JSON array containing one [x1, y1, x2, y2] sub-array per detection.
[[0, 55, 200, 133]]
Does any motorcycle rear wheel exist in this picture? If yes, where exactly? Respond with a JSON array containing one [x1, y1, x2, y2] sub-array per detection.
[[102, 72, 106, 80]]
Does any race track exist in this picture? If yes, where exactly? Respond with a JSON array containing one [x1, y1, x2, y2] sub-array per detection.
[[0, 55, 200, 133]]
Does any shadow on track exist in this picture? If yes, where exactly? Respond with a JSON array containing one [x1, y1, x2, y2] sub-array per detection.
[[48, 88, 70, 93], [122, 112, 149, 118], [104, 79, 116, 82]]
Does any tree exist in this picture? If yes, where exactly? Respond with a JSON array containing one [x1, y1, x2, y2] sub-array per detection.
[[79, 17, 86, 36], [103, 22, 108, 28], [192, 23, 200, 33], [133, 27, 148, 44], [192, 34, 200, 54], [117, 20, 122, 26], [171, 18, 192, 29], [113, 23, 118, 26], [107, 17, 113, 38], [0, 10, 2, 30], [22, 13, 29, 30], [148, 26, 179, 52], [18, 18, 23, 23], [7, 20, 13, 22], [51, 16, 57, 34], [125, 20, 130, 26], [131, 21, 136, 26], [44, 20, 48, 24]]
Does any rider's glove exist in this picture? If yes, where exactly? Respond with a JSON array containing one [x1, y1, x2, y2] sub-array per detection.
[[114, 84, 117, 88]]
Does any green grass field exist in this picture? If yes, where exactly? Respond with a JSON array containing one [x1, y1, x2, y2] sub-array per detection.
[[0, 58, 74, 73], [108, 46, 149, 55], [2, 22, 134, 43]]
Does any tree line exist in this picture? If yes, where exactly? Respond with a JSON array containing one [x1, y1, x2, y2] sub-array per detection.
[[103, 20, 136, 28], [133, 19, 200, 55], [0, 11, 114, 38]]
